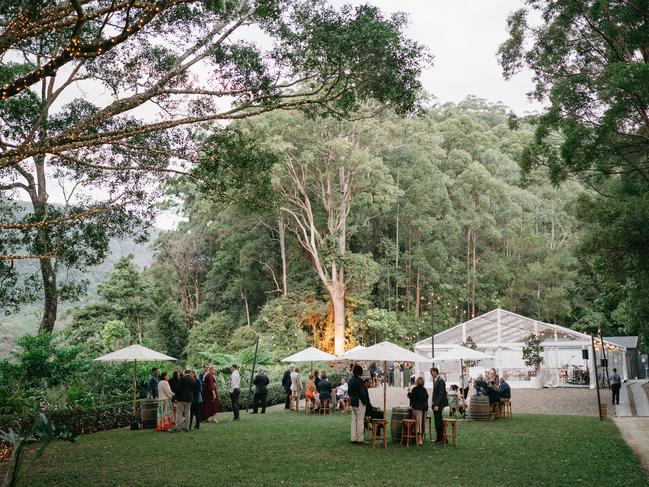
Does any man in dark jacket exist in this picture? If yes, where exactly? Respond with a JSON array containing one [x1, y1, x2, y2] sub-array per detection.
[[498, 378, 511, 400], [190, 372, 203, 430], [148, 368, 159, 398], [173, 370, 196, 432], [252, 369, 270, 414], [282, 364, 294, 410], [430, 367, 447, 444], [348, 365, 369, 444], [318, 372, 333, 411]]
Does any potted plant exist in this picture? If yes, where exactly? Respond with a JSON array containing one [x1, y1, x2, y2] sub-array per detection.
[[522, 333, 544, 389]]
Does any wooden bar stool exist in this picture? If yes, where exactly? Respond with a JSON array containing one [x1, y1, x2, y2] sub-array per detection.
[[320, 399, 330, 415], [304, 398, 314, 414], [289, 395, 299, 412], [442, 419, 458, 447], [372, 419, 387, 449], [500, 400, 512, 418], [400, 419, 417, 447], [490, 402, 501, 420]]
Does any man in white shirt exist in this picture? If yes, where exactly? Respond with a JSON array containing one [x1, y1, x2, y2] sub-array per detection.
[[230, 364, 241, 421]]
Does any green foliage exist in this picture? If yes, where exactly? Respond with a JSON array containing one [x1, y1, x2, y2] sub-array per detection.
[[100, 321, 131, 353], [358, 308, 405, 344], [522, 334, 545, 372]]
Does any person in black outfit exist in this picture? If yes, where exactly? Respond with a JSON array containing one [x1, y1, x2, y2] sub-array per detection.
[[173, 370, 196, 432], [189, 370, 202, 429], [474, 374, 488, 395], [148, 368, 159, 399], [282, 364, 294, 409], [348, 365, 369, 445], [498, 378, 511, 400], [169, 371, 180, 395], [430, 367, 447, 445], [486, 381, 500, 405], [317, 372, 333, 412], [252, 368, 270, 414], [408, 376, 429, 445], [314, 370, 321, 390]]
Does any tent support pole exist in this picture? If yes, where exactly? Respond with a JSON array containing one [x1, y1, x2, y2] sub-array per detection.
[[460, 358, 465, 419], [384, 361, 387, 417]]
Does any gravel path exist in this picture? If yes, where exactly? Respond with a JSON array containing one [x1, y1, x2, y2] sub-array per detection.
[[368, 386, 601, 417]]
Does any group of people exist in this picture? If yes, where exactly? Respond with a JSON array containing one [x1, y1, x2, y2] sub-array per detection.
[[282, 365, 337, 412], [148, 363, 242, 432]]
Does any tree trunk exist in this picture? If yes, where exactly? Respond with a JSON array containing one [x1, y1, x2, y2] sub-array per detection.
[[394, 169, 400, 308], [415, 267, 421, 317], [38, 245, 58, 333], [331, 282, 345, 355], [278, 215, 288, 296], [471, 231, 477, 318]]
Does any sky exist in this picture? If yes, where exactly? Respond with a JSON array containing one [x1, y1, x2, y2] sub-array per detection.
[[44, 0, 542, 230], [337, 0, 540, 114]]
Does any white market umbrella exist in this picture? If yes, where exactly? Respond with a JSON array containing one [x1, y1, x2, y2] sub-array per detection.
[[282, 347, 338, 372], [433, 346, 493, 414], [342, 341, 431, 414], [339, 344, 366, 358], [95, 344, 177, 418]]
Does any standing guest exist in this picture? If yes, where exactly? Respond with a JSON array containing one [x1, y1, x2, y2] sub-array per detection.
[[407, 376, 429, 445], [460, 367, 471, 401], [314, 370, 321, 390], [198, 363, 209, 383], [394, 362, 403, 388], [318, 372, 333, 411], [173, 370, 195, 432], [336, 377, 349, 411], [447, 384, 460, 417], [430, 367, 447, 445], [369, 362, 378, 387], [282, 364, 294, 410], [156, 372, 175, 431], [252, 368, 270, 414], [290, 366, 303, 404], [388, 362, 394, 386], [611, 368, 622, 405], [403, 363, 412, 388], [148, 368, 159, 399], [169, 371, 180, 395], [230, 364, 241, 421], [202, 366, 220, 423], [189, 370, 203, 430], [348, 364, 369, 445]]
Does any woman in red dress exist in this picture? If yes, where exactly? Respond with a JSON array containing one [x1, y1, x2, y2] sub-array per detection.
[[202, 366, 221, 422]]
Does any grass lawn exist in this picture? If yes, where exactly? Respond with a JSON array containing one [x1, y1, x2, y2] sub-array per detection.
[[13, 411, 649, 487]]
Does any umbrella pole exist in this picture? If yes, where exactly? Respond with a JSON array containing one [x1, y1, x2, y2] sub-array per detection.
[[383, 360, 387, 417], [133, 359, 137, 418], [460, 358, 465, 419]]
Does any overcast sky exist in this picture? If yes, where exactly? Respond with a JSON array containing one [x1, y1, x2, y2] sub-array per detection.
[[337, 0, 539, 114]]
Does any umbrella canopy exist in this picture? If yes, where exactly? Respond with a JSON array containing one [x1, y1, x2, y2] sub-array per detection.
[[341, 341, 430, 362], [432, 345, 493, 361], [95, 344, 177, 363], [337, 344, 366, 359], [341, 341, 430, 415], [95, 344, 177, 420], [281, 347, 338, 363]]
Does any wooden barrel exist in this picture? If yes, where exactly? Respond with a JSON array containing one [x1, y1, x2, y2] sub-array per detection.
[[141, 399, 159, 429], [469, 395, 490, 421], [390, 407, 412, 444]]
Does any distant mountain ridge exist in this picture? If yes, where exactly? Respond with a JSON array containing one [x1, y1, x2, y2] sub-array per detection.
[[0, 200, 161, 357]]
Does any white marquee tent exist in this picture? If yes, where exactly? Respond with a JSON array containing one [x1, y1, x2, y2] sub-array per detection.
[[414, 308, 627, 389]]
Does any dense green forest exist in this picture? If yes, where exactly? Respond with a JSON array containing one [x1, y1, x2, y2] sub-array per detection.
[[43, 97, 624, 364]]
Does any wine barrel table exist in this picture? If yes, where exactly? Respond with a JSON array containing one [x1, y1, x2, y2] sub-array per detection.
[[469, 395, 490, 421], [390, 407, 412, 444], [141, 399, 159, 429]]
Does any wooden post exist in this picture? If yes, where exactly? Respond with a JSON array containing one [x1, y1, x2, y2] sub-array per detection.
[[383, 360, 387, 416], [591, 335, 603, 420], [246, 335, 260, 413], [133, 359, 137, 418]]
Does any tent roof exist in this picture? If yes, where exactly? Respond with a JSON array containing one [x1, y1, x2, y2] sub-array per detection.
[[415, 308, 625, 351], [282, 347, 338, 363], [604, 336, 638, 349], [95, 344, 177, 362], [433, 345, 494, 361], [341, 341, 430, 362]]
